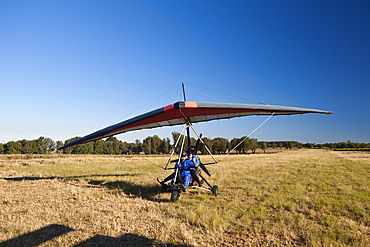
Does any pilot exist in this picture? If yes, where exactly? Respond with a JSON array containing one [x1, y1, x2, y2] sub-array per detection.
[[186, 145, 203, 187], [171, 151, 192, 189], [157, 151, 192, 189]]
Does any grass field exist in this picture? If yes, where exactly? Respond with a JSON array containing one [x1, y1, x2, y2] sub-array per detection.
[[0, 149, 369, 246]]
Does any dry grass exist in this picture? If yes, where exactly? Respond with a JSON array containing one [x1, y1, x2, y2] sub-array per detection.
[[0, 150, 369, 246]]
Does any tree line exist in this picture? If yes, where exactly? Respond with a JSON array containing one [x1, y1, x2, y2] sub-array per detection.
[[256, 140, 370, 150], [0, 135, 368, 155]]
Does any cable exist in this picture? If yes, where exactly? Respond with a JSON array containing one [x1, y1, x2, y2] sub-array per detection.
[[186, 83, 268, 105], [186, 87, 220, 102], [109, 84, 179, 126], [218, 112, 275, 162]]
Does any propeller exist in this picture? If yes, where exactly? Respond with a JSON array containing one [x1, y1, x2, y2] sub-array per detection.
[[193, 133, 211, 176], [194, 134, 202, 154], [199, 162, 211, 176]]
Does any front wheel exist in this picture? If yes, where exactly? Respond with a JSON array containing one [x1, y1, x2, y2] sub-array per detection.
[[171, 190, 180, 202], [212, 185, 218, 196]]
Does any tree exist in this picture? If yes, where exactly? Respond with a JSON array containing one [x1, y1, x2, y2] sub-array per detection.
[[199, 137, 212, 155], [151, 135, 161, 154], [126, 143, 134, 154], [304, 143, 313, 148], [106, 136, 117, 142], [31, 141, 38, 154], [62, 136, 80, 154], [166, 137, 171, 148], [249, 138, 258, 154], [288, 141, 294, 150], [297, 142, 303, 149], [43, 137, 55, 153], [5, 141, 22, 154], [241, 136, 250, 154], [212, 137, 230, 154], [62, 137, 78, 154], [102, 137, 120, 154], [230, 138, 242, 153], [36, 137, 45, 153], [112, 140, 122, 154], [171, 132, 181, 153], [172, 132, 180, 144], [159, 138, 169, 154], [118, 141, 128, 154], [94, 140, 105, 154], [260, 141, 267, 154], [132, 141, 142, 154], [272, 141, 277, 149], [135, 139, 141, 146], [104, 141, 114, 154], [143, 136, 152, 154], [56, 141, 63, 153], [21, 139, 33, 154], [171, 132, 197, 152], [73, 142, 94, 154]]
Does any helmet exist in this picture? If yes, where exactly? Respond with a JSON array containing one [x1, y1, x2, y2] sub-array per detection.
[[186, 145, 196, 153]]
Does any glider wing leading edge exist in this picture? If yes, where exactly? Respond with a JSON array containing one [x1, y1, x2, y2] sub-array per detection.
[[59, 101, 332, 150]]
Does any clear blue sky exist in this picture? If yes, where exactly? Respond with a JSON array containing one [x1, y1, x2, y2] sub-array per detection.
[[1, 1, 369, 144]]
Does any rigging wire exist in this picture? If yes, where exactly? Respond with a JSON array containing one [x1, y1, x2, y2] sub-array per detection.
[[109, 84, 179, 126], [218, 112, 275, 162], [173, 128, 187, 179], [142, 157, 166, 170], [186, 82, 268, 105], [152, 88, 178, 110], [186, 86, 218, 102], [165, 124, 186, 170]]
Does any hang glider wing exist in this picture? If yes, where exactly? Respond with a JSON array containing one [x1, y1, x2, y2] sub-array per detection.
[[59, 101, 332, 149]]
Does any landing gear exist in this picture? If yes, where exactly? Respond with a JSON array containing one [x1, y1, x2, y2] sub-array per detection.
[[167, 173, 185, 202], [171, 190, 180, 202], [159, 177, 218, 202], [161, 123, 220, 201], [212, 185, 218, 196]]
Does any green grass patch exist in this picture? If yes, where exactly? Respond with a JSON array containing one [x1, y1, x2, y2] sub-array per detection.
[[332, 148, 370, 151]]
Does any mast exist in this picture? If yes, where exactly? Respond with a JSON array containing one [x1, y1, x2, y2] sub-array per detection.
[[182, 82, 186, 102], [182, 82, 191, 147]]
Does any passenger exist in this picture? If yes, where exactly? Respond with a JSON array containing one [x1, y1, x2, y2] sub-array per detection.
[[186, 145, 203, 187]]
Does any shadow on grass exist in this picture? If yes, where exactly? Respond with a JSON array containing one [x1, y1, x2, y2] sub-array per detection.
[[1, 174, 132, 182], [0, 224, 73, 247], [88, 179, 167, 202], [0, 224, 189, 247], [1, 175, 167, 202], [75, 233, 190, 247]]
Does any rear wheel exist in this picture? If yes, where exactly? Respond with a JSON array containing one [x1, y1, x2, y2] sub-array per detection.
[[212, 185, 218, 196], [171, 190, 180, 202]]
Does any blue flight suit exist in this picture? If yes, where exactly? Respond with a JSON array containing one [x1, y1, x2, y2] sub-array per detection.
[[171, 159, 192, 188], [187, 154, 202, 186], [187, 154, 199, 170]]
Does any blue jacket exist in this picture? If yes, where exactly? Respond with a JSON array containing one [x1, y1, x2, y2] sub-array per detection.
[[187, 154, 199, 170], [172, 159, 192, 188], [175, 159, 192, 175]]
